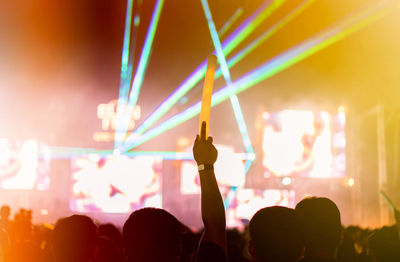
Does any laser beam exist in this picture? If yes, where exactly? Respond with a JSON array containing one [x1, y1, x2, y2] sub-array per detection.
[[120, 0, 395, 152], [47, 147, 255, 160], [216, 0, 316, 78], [218, 8, 243, 38], [118, 0, 134, 105], [115, 0, 165, 148], [222, 0, 286, 56], [114, 0, 135, 149], [124, 0, 286, 143], [129, 0, 164, 108], [201, 0, 255, 162]]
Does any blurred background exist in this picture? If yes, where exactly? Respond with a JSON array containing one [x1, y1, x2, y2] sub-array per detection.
[[0, 0, 400, 229]]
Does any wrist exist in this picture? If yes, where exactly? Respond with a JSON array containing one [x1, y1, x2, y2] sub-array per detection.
[[198, 163, 214, 172]]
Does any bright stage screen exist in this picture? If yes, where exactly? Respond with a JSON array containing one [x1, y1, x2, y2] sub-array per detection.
[[180, 144, 246, 194], [0, 139, 50, 190], [226, 188, 295, 228], [262, 110, 346, 178], [70, 154, 162, 213]]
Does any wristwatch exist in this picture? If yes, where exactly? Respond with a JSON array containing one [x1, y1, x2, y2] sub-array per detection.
[[198, 164, 214, 171]]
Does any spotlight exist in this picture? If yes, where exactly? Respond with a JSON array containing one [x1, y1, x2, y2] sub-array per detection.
[[347, 178, 355, 187], [282, 177, 292, 186]]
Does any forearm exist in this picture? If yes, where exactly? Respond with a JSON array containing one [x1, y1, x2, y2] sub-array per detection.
[[199, 169, 226, 250]]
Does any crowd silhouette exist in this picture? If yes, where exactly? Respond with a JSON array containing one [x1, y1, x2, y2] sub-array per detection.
[[0, 122, 399, 262]]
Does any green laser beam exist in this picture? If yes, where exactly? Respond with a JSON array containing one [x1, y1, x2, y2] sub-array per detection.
[[115, 0, 165, 148], [129, 0, 164, 108], [48, 147, 255, 160], [120, 0, 394, 152], [121, 0, 288, 147], [201, 0, 255, 158], [218, 8, 243, 38]]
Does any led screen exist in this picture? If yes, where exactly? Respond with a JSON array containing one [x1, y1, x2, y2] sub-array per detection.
[[262, 110, 346, 178], [0, 139, 50, 190], [70, 154, 162, 213], [180, 144, 246, 194], [226, 188, 295, 227]]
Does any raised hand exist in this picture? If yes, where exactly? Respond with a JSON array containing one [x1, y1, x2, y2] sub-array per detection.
[[193, 121, 217, 166]]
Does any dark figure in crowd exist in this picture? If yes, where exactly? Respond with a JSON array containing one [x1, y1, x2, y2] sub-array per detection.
[[123, 207, 183, 262], [248, 206, 304, 262], [52, 215, 98, 262], [193, 122, 228, 261], [368, 226, 400, 262], [93, 236, 124, 262], [98, 223, 124, 257], [295, 197, 342, 262], [226, 228, 251, 262]]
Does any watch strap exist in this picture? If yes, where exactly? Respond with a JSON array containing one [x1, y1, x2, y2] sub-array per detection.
[[198, 164, 214, 171]]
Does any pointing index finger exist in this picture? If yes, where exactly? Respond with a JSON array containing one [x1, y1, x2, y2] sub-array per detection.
[[201, 121, 207, 141]]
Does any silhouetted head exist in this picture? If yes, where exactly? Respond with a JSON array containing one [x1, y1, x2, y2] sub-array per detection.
[[368, 226, 400, 262], [249, 206, 304, 262], [0, 206, 10, 220], [226, 228, 248, 262], [123, 208, 182, 262], [98, 223, 123, 253], [295, 197, 341, 254], [93, 236, 124, 262], [52, 215, 98, 262]]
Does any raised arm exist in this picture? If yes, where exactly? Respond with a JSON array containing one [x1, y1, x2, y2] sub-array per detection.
[[193, 121, 226, 253]]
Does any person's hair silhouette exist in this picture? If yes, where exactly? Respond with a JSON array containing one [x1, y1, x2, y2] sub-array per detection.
[[98, 223, 124, 256], [123, 207, 182, 262], [94, 236, 124, 262], [295, 197, 341, 260], [248, 206, 304, 262], [52, 215, 98, 262], [368, 226, 400, 262]]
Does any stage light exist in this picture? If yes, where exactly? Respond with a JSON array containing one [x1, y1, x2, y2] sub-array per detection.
[[124, 0, 287, 140], [115, 0, 165, 148], [347, 177, 355, 187], [40, 209, 49, 216], [120, 0, 394, 152], [282, 176, 292, 186]]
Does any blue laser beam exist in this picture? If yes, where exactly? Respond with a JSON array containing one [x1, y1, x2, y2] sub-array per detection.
[[121, 0, 285, 144], [201, 0, 255, 164], [115, 0, 165, 148], [129, 0, 164, 108], [119, 0, 394, 153], [114, 0, 135, 149]]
